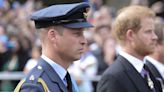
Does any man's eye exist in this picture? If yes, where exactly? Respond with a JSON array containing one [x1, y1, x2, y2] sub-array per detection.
[[74, 32, 82, 36]]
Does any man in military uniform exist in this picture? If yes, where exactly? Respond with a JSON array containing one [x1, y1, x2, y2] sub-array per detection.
[[14, 2, 93, 92]]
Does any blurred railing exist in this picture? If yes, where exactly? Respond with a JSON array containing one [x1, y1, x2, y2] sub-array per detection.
[[0, 72, 101, 81], [0, 72, 25, 80]]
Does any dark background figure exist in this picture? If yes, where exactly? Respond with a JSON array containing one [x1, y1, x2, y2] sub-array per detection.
[[145, 21, 164, 87], [0, 34, 31, 91]]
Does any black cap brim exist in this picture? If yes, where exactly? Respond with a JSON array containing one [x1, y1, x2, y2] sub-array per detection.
[[63, 22, 93, 28]]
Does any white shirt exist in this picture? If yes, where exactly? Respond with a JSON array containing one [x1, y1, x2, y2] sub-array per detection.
[[41, 54, 67, 85], [119, 51, 144, 74], [145, 56, 164, 79]]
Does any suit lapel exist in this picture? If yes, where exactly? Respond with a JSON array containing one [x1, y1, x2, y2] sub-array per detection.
[[118, 55, 151, 92], [145, 60, 164, 83], [38, 58, 68, 92], [145, 60, 163, 92]]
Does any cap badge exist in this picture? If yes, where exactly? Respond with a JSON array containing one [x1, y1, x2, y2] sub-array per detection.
[[83, 12, 88, 19]]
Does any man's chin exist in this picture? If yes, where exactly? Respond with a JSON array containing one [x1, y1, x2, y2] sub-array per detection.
[[72, 53, 85, 61], [72, 56, 81, 62], [144, 50, 154, 56]]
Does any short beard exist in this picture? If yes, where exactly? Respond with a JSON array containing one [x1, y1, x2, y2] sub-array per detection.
[[134, 45, 154, 57]]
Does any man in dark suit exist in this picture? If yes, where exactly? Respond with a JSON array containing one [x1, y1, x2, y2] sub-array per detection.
[[145, 22, 164, 89], [97, 5, 162, 92], [14, 2, 93, 92]]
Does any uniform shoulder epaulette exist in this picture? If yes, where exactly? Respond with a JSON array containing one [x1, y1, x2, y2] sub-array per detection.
[[26, 65, 44, 83], [14, 65, 50, 92]]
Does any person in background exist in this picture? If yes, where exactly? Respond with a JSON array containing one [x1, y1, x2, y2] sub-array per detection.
[[0, 24, 9, 71], [145, 21, 164, 89], [90, 24, 113, 75], [97, 5, 162, 92], [14, 2, 93, 92], [23, 45, 41, 74], [103, 38, 117, 66], [68, 44, 97, 92], [1, 35, 20, 91]]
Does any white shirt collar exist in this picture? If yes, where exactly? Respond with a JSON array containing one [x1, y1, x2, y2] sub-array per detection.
[[145, 56, 164, 79], [41, 54, 67, 81], [119, 51, 144, 73]]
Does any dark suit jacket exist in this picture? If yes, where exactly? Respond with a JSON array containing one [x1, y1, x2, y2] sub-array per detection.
[[18, 58, 78, 92], [97, 55, 162, 92], [145, 59, 164, 84]]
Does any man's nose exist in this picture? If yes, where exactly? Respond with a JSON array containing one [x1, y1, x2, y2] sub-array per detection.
[[152, 32, 158, 40], [81, 36, 87, 45]]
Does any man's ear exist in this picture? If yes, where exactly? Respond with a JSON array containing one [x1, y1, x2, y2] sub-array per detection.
[[47, 28, 56, 41], [126, 29, 135, 42]]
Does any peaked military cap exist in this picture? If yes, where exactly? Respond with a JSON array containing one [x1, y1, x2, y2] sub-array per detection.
[[30, 2, 93, 29]]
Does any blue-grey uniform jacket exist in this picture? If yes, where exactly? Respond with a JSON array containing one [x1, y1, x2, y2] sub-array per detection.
[[15, 58, 79, 92]]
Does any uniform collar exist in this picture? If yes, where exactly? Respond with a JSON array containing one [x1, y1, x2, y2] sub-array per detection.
[[41, 54, 67, 82]]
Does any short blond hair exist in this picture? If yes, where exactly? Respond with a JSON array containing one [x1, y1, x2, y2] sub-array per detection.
[[112, 5, 155, 44], [36, 26, 64, 42]]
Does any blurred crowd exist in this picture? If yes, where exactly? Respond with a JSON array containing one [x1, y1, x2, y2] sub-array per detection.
[[0, 0, 163, 91]]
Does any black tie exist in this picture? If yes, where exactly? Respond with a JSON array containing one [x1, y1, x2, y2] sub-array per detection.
[[65, 72, 72, 92]]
